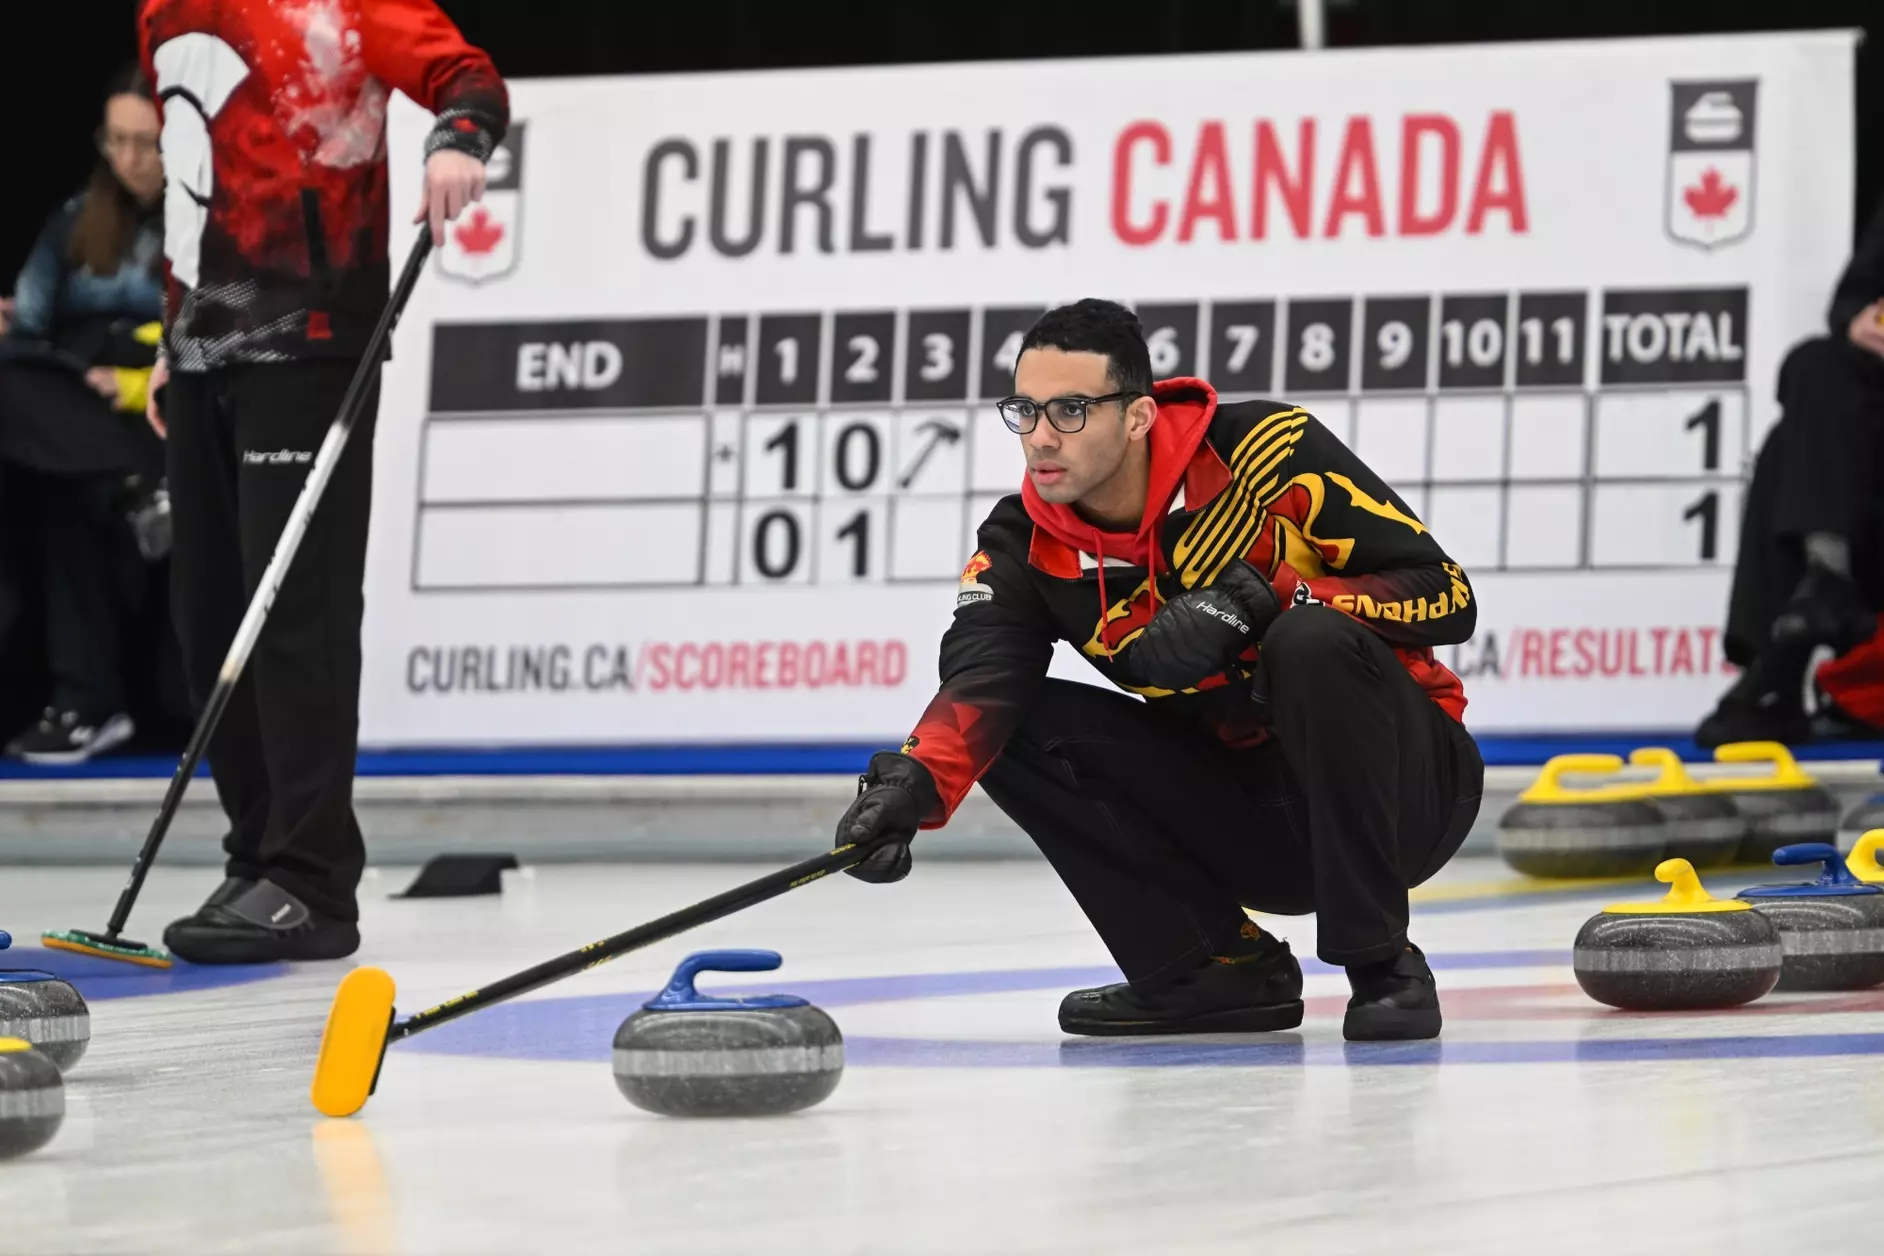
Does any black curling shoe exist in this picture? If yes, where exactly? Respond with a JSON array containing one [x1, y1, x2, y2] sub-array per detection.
[[1344, 944, 1442, 1041], [1695, 660, 1811, 750], [198, 875, 256, 913], [163, 879, 358, 965], [1059, 940, 1304, 1036]]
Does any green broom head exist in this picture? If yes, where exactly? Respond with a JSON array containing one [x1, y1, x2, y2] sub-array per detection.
[[40, 929, 173, 969]]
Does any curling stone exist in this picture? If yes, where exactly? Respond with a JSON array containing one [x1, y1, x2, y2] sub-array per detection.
[[0, 972, 90, 1074], [1836, 794, 1884, 854], [1703, 742, 1839, 864], [613, 950, 842, 1118], [1496, 754, 1665, 878], [1573, 858, 1782, 1010], [1848, 832, 1884, 886], [1737, 843, 1884, 991], [0, 1037, 63, 1160], [1628, 747, 1745, 869]]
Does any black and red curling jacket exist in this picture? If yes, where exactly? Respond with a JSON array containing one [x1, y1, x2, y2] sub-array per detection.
[[905, 377, 1476, 826], [138, 0, 507, 369]]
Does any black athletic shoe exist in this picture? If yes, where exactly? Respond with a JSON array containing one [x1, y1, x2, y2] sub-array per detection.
[[159, 876, 256, 959], [1695, 663, 1811, 749], [163, 879, 358, 965], [1344, 944, 1442, 1041], [1059, 941, 1304, 1036], [192, 876, 257, 915], [5, 708, 135, 765], [1771, 567, 1875, 656]]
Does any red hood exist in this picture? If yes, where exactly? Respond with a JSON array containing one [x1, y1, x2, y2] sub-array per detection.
[[1021, 377, 1218, 567]]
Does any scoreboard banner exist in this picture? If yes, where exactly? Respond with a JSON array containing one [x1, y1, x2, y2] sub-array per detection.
[[364, 31, 1856, 747]]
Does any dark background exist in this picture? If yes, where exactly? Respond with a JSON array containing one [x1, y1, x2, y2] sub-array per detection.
[[12, 0, 1878, 287]]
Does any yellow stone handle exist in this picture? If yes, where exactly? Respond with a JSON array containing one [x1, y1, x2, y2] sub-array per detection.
[[1606, 856, 1748, 914], [1654, 857, 1718, 908], [1849, 831, 1884, 885], [1629, 746, 1697, 790], [1523, 754, 1629, 804], [1713, 740, 1814, 786], [1527, 753, 1626, 800]]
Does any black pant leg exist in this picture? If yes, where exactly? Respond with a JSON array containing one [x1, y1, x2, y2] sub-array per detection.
[[1259, 606, 1484, 966], [227, 359, 376, 921], [36, 472, 128, 718], [164, 368, 272, 881], [979, 679, 1316, 985], [1770, 337, 1884, 544], [1724, 423, 1795, 665]]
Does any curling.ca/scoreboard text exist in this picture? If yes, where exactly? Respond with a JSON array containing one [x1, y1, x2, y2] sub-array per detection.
[[405, 638, 910, 695], [412, 286, 1747, 595]]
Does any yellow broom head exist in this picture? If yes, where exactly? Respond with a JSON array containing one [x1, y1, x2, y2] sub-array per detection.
[[311, 967, 397, 1118]]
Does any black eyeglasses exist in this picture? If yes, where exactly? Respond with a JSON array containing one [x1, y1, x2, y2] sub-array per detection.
[[996, 391, 1141, 435]]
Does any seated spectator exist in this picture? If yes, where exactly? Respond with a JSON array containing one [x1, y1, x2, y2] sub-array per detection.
[[1697, 190, 1884, 747], [0, 67, 166, 764]]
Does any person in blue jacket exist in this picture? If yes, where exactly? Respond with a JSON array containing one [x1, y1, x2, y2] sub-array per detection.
[[0, 66, 167, 764]]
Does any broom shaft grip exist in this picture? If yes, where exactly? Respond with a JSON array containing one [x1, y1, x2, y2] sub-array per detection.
[[389, 838, 882, 1041]]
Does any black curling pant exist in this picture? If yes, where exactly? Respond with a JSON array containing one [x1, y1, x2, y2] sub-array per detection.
[[0, 362, 165, 725], [1725, 336, 1884, 664], [37, 471, 138, 720], [979, 606, 1484, 978], [164, 359, 377, 921]]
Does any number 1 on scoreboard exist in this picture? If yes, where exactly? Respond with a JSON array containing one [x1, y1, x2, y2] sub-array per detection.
[[1681, 490, 1719, 561], [756, 313, 822, 406], [816, 499, 888, 584]]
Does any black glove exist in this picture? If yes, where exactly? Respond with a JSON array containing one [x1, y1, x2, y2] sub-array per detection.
[[1126, 559, 1282, 691], [839, 751, 941, 883]]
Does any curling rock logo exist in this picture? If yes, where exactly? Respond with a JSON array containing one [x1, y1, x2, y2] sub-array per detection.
[[1666, 81, 1755, 250]]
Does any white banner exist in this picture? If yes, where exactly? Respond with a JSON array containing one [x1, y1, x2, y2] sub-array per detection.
[[362, 31, 1857, 746]]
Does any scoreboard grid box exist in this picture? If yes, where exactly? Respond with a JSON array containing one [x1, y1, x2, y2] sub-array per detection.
[[415, 287, 1749, 593]]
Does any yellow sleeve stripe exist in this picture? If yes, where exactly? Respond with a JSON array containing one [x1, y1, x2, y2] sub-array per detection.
[[1174, 416, 1306, 571], [1328, 473, 1428, 536]]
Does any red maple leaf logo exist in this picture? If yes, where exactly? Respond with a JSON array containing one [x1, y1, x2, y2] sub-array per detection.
[[1683, 167, 1737, 220], [454, 206, 504, 255]]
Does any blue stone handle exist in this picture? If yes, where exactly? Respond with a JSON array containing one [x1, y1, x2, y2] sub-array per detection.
[[1772, 843, 1859, 885], [651, 949, 783, 1007], [0, 930, 9, 951]]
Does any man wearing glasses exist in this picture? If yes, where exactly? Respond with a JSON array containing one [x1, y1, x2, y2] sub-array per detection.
[[835, 299, 1484, 1041]]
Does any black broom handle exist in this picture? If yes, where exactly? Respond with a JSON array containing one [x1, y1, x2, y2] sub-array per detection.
[[103, 229, 434, 939], [389, 837, 886, 1042]]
